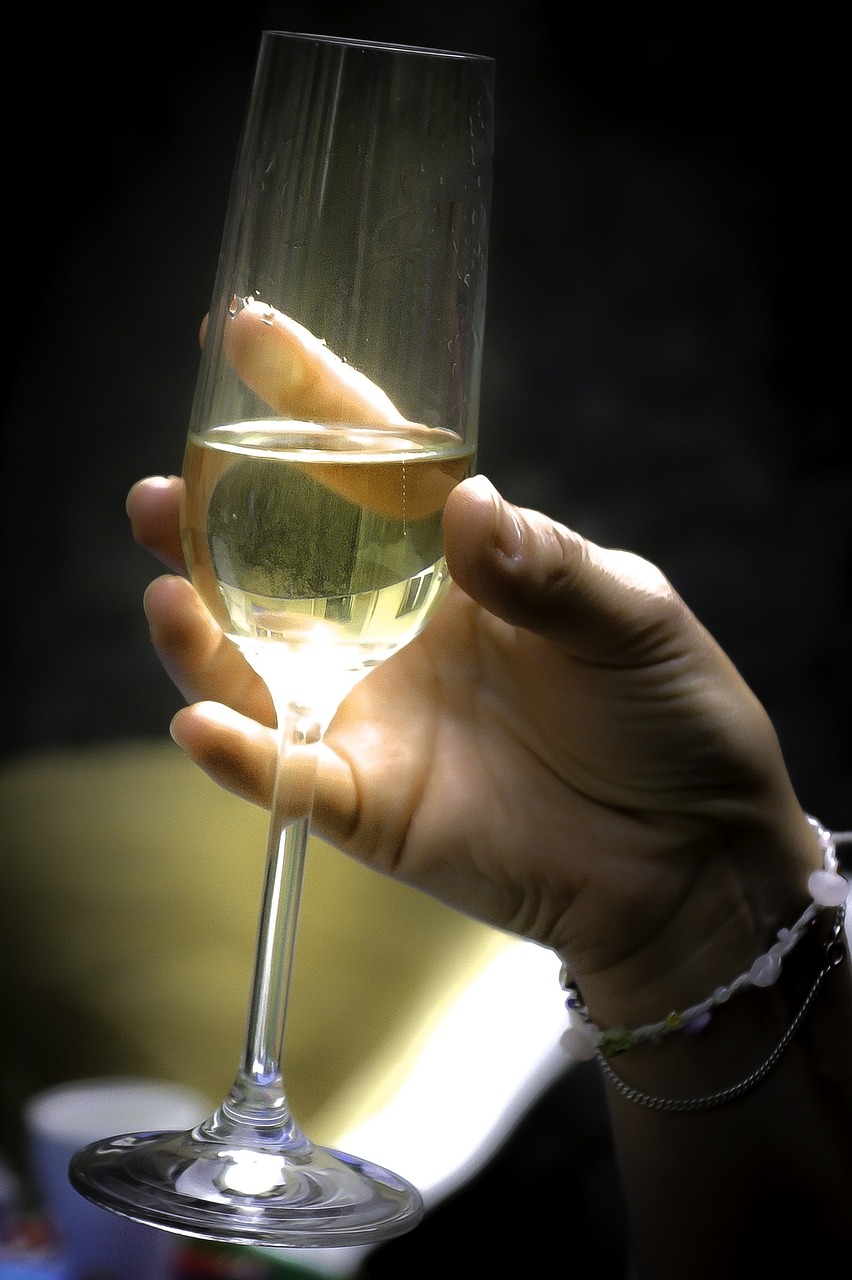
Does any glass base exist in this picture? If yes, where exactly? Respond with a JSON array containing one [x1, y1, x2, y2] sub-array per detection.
[[68, 1126, 424, 1248]]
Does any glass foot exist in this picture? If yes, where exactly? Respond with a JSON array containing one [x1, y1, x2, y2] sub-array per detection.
[[68, 1126, 423, 1247]]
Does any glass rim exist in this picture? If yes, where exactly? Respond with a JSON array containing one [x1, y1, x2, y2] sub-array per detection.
[[262, 29, 495, 64]]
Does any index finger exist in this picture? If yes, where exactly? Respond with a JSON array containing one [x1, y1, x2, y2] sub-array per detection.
[[204, 297, 467, 521], [208, 296, 407, 427]]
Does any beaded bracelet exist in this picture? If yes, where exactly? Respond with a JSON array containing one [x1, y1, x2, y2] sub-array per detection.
[[559, 816, 850, 1063], [601, 898, 847, 1111]]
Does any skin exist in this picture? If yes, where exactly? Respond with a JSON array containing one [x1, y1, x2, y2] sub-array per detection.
[[127, 310, 852, 1274]]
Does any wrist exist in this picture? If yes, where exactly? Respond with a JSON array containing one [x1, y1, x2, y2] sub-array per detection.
[[560, 803, 827, 1035], [598, 899, 848, 1113], [558, 813, 850, 1111]]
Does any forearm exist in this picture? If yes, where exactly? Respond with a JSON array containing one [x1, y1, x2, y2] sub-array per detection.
[[608, 924, 852, 1275], [562, 814, 852, 1275]]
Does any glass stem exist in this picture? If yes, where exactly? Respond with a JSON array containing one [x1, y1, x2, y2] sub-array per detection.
[[239, 699, 321, 1093]]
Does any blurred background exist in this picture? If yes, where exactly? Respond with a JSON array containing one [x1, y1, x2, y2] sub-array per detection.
[[1, 4, 849, 1275]]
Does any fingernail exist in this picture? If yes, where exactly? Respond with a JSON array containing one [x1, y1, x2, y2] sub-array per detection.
[[467, 474, 522, 556], [492, 488, 522, 558]]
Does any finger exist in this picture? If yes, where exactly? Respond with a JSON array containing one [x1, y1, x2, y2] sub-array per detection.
[[203, 300, 465, 520], [169, 701, 278, 808], [143, 574, 274, 726], [444, 474, 691, 665], [170, 698, 358, 826], [211, 297, 407, 426], [127, 476, 186, 573]]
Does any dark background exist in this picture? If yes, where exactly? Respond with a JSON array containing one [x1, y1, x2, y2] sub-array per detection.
[[1, 7, 848, 1273], [3, 6, 849, 828], [3, 6, 850, 825]]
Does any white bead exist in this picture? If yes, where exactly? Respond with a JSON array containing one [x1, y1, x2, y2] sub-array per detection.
[[750, 951, 782, 987], [559, 1026, 599, 1061], [808, 868, 848, 907]]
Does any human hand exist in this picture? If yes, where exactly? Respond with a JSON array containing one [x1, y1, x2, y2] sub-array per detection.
[[128, 306, 818, 1025]]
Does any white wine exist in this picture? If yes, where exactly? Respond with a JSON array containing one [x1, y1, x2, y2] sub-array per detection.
[[181, 421, 473, 692]]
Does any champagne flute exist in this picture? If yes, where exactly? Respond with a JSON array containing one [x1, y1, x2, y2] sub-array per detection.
[[69, 30, 494, 1248]]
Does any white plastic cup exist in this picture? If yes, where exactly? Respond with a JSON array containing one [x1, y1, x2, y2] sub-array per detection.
[[25, 1076, 209, 1280]]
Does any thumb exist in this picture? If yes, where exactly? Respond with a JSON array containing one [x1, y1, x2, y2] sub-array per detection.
[[444, 475, 683, 664]]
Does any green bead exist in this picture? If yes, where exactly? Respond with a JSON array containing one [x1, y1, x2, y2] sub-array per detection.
[[601, 1026, 634, 1057]]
